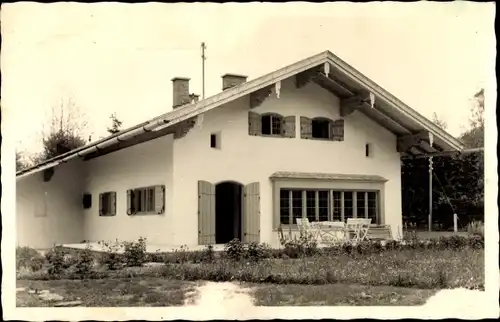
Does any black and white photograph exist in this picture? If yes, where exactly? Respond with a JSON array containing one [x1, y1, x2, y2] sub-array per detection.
[[1, 1, 497, 320]]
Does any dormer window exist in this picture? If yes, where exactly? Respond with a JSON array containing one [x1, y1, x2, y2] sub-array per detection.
[[261, 113, 283, 135]]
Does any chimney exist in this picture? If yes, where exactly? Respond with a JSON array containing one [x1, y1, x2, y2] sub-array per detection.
[[222, 74, 247, 90], [171, 77, 191, 108]]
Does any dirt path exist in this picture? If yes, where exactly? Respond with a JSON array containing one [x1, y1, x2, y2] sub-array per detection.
[[423, 288, 489, 315], [184, 281, 255, 314]]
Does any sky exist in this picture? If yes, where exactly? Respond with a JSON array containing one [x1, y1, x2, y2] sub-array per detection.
[[1, 2, 496, 157]]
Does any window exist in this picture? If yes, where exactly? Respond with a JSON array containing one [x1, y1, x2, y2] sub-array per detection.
[[318, 191, 329, 221], [365, 143, 372, 157], [127, 185, 165, 215], [279, 189, 290, 224], [312, 118, 331, 139], [367, 191, 378, 223], [210, 132, 221, 149], [332, 191, 342, 221], [261, 114, 282, 135], [344, 191, 353, 219], [249, 112, 296, 138], [82, 193, 92, 209], [300, 117, 344, 141], [99, 192, 116, 216], [291, 190, 303, 224], [356, 191, 366, 218], [278, 188, 380, 226], [306, 190, 316, 222]]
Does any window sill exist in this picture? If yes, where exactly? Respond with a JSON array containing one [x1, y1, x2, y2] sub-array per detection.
[[260, 134, 286, 138], [128, 212, 164, 216]]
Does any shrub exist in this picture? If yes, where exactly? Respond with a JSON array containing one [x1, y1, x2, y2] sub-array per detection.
[[16, 247, 46, 272], [123, 237, 147, 267], [467, 220, 484, 238], [225, 238, 245, 261], [45, 246, 71, 275], [98, 239, 125, 270], [279, 230, 318, 258], [245, 242, 271, 262], [74, 244, 95, 276], [200, 244, 216, 263]]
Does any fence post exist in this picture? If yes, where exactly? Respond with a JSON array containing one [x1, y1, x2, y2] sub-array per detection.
[[453, 213, 458, 233]]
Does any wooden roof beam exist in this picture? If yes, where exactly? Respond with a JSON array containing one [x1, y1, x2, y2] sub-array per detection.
[[396, 131, 430, 153]]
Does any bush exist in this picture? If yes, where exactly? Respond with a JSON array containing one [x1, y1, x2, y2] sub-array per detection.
[[45, 246, 71, 275], [245, 242, 271, 262], [224, 239, 245, 261], [467, 220, 484, 238], [278, 228, 318, 258], [98, 239, 125, 270], [16, 247, 46, 272], [123, 237, 147, 267], [74, 244, 95, 276]]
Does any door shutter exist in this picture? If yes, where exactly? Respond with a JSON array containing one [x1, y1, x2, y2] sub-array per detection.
[[154, 185, 165, 214], [248, 111, 262, 136], [300, 116, 312, 139], [332, 119, 345, 141], [282, 116, 296, 138], [126, 189, 134, 215], [98, 193, 104, 215], [110, 192, 117, 216], [198, 180, 216, 245], [243, 182, 261, 243]]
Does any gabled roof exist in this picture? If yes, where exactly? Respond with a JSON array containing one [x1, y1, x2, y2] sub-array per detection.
[[16, 50, 464, 179]]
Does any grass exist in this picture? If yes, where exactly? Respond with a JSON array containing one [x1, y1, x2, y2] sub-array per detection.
[[249, 283, 438, 306], [158, 248, 484, 290], [16, 278, 198, 307]]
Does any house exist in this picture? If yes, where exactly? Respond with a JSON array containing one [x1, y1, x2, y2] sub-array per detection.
[[15, 50, 464, 250]]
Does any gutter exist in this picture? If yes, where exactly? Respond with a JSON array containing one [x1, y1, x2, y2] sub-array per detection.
[[16, 118, 170, 179]]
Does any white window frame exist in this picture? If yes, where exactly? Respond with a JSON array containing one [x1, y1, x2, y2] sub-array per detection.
[[272, 178, 385, 229]]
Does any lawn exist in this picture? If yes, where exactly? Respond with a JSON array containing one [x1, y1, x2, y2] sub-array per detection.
[[249, 283, 438, 306], [16, 278, 198, 307], [15, 235, 484, 307]]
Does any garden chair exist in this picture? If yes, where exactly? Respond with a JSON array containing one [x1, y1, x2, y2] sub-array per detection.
[[345, 218, 372, 243], [296, 218, 320, 241]]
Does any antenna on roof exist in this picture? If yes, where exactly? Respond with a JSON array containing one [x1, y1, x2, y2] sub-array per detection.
[[201, 42, 206, 99]]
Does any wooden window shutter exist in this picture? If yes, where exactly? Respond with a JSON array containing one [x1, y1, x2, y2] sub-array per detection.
[[98, 193, 104, 215], [110, 192, 117, 216], [126, 189, 134, 215], [154, 185, 165, 214], [332, 119, 345, 141], [248, 111, 261, 136], [243, 182, 261, 243], [198, 180, 216, 245], [281, 116, 296, 138], [300, 116, 312, 139]]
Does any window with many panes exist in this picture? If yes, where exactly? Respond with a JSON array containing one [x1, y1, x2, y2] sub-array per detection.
[[279, 189, 380, 225]]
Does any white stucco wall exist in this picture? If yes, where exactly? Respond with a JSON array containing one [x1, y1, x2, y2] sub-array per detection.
[[82, 135, 174, 245], [16, 160, 85, 249], [172, 78, 403, 247]]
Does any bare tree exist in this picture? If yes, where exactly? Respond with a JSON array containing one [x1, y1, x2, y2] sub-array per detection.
[[432, 112, 448, 130]]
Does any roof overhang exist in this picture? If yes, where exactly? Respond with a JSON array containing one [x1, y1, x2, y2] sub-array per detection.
[[17, 50, 464, 179]]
